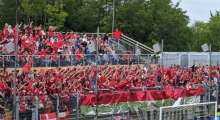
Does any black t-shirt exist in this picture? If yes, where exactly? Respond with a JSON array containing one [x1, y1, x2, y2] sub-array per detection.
[[81, 42, 87, 48], [104, 36, 108, 41], [179, 80, 185, 86]]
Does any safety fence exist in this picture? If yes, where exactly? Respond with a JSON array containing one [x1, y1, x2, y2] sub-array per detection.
[[0, 54, 151, 68], [2, 52, 220, 69], [0, 84, 219, 120], [4, 94, 75, 120]]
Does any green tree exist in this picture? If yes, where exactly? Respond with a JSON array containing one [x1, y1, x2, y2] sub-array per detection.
[[0, 0, 17, 27], [147, 0, 190, 51], [207, 11, 220, 51], [19, 0, 46, 25], [63, 0, 107, 32], [189, 21, 209, 51], [44, 0, 68, 30], [190, 11, 220, 52], [101, 0, 191, 51]]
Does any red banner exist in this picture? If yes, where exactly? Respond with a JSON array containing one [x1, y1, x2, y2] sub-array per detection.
[[80, 88, 203, 106]]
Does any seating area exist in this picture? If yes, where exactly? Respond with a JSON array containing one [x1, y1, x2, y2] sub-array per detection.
[[0, 22, 219, 119]]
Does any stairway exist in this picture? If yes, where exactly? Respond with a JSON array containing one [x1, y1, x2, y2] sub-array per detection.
[[120, 35, 154, 54]]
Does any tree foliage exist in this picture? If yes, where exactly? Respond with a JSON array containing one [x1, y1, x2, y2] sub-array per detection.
[[44, 0, 68, 29], [190, 11, 220, 52], [0, 0, 220, 52]]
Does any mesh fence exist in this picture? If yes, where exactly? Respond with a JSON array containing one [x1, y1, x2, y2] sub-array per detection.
[[16, 96, 38, 120]]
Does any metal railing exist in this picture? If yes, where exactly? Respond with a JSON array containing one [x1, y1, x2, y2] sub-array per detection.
[[121, 35, 154, 54], [0, 54, 152, 68]]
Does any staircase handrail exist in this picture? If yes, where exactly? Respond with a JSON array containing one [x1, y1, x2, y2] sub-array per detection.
[[122, 35, 154, 53], [120, 37, 150, 53]]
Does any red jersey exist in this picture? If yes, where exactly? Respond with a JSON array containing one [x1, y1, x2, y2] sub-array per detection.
[[69, 33, 75, 39], [113, 31, 122, 39], [3, 27, 8, 37], [75, 49, 83, 61], [48, 28, 54, 37], [13, 27, 17, 38], [57, 33, 63, 40]]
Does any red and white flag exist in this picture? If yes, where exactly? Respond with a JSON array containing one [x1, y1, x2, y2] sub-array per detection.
[[40, 112, 56, 120]]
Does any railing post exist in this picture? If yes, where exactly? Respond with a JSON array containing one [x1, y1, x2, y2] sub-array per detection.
[[204, 86, 207, 103], [127, 58, 129, 65], [2, 56, 4, 68], [216, 84, 218, 103], [56, 94, 59, 120], [15, 96, 19, 120], [32, 55, 34, 67], [127, 111, 130, 120], [58, 55, 60, 67], [71, 55, 73, 66], [208, 86, 210, 102], [76, 92, 79, 120], [35, 96, 39, 120], [122, 103, 124, 120], [159, 107, 162, 120], [83, 55, 85, 66]]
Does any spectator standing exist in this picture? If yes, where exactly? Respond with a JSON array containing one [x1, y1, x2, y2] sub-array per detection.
[[2, 23, 8, 38], [48, 26, 56, 38], [136, 47, 141, 64], [7, 25, 13, 39], [113, 29, 123, 45], [104, 33, 110, 45], [13, 22, 22, 39], [82, 35, 87, 43]]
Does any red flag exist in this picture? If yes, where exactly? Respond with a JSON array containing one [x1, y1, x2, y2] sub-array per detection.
[[22, 62, 31, 72]]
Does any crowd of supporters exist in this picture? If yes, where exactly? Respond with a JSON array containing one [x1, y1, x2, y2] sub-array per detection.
[[0, 63, 220, 103], [0, 22, 220, 119], [0, 22, 128, 68]]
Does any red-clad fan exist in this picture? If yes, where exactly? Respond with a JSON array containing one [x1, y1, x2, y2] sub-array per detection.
[[69, 31, 75, 40], [48, 26, 56, 38], [113, 28, 123, 40], [2, 23, 8, 38], [57, 31, 63, 41]]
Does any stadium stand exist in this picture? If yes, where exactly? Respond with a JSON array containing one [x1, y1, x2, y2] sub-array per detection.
[[0, 23, 219, 119]]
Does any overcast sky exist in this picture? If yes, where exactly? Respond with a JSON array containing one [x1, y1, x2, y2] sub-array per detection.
[[171, 0, 220, 26]]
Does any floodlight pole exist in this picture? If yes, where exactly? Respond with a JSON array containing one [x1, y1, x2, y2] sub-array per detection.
[[95, 26, 99, 95], [156, 64, 158, 87], [112, 0, 115, 35], [209, 44, 211, 82], [13, 0, 18, 119], [208, 44, 211, 102], [161, 39, 164, 87]]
